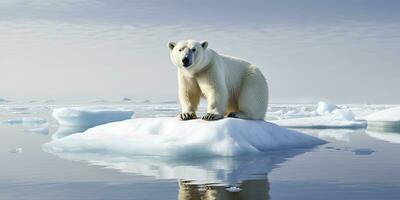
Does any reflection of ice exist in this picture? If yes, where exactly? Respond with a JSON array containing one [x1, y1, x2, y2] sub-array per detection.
[[52, 126, 90, 140], [366, 130, 400, 144], [3, 117, 49, 135], [179, 179, 269, 200], [352, 148, 375, 155], [43, 148, 309, 185], [24, 126, 49, 135], [3, 117, 47, 125]]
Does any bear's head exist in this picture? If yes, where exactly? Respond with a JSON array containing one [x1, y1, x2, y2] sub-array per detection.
[[168, 39, 209, 76]]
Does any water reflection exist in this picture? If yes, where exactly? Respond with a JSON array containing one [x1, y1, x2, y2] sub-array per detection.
[[46, 149, 307, 184], [366, 130, 400, 144], [366, 121, 400, 144], [178, 179, 269, 200], [43, 144, 312, 196]]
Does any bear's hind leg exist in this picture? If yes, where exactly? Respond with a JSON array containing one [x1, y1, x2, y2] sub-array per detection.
[[230, 67, 268, 120]]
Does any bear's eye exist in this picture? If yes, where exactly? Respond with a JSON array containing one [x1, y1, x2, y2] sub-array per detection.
[[192, 48, 196, 52], [179, 48, 183, 52]]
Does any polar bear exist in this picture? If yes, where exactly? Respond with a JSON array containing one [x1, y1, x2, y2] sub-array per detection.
[[168, 39, 268, 121]]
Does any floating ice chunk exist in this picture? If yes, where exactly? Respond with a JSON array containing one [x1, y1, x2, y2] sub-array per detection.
[[366, 107, 400, 132], [226, 186, 242, 192], [316, 101, 339, 115], [43, 118, 325, 157], [272, 115, 366, 129], [5, 106, 29, 114], [52, 106, 134, 127], [3, 117, 47, 125], [352, 148, 375, 155], [271, 102, 366, 129]]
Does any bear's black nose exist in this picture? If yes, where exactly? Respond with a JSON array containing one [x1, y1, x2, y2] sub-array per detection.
[[182, 58, 190, 67]]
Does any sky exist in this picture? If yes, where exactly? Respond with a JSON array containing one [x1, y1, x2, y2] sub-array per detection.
[[0, 0, 399, 103]]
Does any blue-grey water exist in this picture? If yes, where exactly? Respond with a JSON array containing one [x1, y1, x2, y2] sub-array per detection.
[[1, 103, 400, 200]]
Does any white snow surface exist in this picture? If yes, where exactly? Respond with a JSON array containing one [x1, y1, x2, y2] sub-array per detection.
[[271, 102, 366, 129], [43, 117, 325, 157], [366, 106, 400, 122], [52, 106, 134, 127]]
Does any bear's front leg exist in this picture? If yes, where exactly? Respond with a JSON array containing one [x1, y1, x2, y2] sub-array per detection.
[[202, 89, 227, 121], [178, 75, 201, 121]]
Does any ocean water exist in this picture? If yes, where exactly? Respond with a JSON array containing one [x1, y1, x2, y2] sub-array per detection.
[[1, 102, 400, 200]]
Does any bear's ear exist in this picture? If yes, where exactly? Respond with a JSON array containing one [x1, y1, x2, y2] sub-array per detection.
[[168, 42, 176, 50], [200, 40, 208, 49]]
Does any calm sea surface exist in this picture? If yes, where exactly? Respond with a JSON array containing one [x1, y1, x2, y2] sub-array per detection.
[[0, 103, 399, 200]]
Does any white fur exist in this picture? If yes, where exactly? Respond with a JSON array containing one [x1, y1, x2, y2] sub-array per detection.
[[168, 39, 268, 120]]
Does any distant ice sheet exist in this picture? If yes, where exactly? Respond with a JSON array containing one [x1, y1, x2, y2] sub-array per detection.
[[271, 102, 367, 129], [52, 106, 134, 127], [43, 117, 325, 157]]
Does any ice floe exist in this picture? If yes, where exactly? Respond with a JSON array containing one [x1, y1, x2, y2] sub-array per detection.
[[52, 106, 134, 127], [271, 102, 367, 129], [43, 117, 325, 157], [366, 106, 400, 132]]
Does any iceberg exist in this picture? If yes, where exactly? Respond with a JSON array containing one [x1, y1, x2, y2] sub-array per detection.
[[366, 106, 400, 132], [43, 117, 325, 157], [271, 102, 367, 129], [52, 106, 134, 127]]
